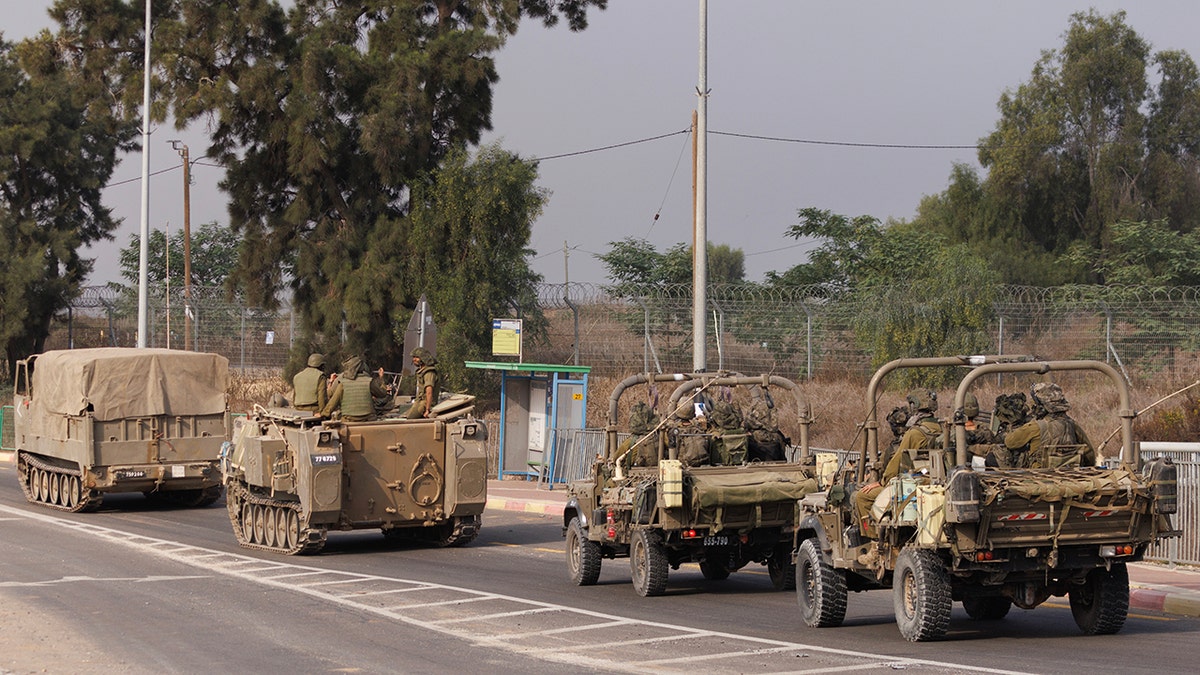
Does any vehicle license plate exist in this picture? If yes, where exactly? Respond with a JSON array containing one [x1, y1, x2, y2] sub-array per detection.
[[702, 535, 729, 546]]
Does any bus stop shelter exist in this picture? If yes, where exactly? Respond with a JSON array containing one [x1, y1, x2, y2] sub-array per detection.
[[465, 361, 590, 486]]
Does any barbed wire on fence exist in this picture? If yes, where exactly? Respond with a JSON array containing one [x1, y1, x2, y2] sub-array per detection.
[[48, 283, 1200, 381]]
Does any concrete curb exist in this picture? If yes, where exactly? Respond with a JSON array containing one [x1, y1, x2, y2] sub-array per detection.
[[485, 497, 565, 517], [1130, 583, 1200, 619]]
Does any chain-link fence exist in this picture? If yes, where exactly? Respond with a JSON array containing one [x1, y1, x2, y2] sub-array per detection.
[[45, 283, 1200, 383], [48, 285, 295, 372], [537, 283, 1200, 384]]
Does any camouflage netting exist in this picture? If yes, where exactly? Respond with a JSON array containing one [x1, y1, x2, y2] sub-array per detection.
[[690, 470, 818, 509], [979, 467, 1139, 505]]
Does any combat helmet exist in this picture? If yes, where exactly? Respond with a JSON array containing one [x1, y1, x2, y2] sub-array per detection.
[[963, 392, 979, 419], [906, 388, 937, 414], [885, 406, 909, 435], [1030, 382, 1069, 414], [411, 347, 434, 365], [307, 353, 326, 368]]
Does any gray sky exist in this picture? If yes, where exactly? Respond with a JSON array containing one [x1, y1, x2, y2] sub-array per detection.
[[8, 2, 1200, 287]]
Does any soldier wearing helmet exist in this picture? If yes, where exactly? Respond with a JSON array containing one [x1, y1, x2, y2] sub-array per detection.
[[1003, 383, 1095, 468], [879, 406, 910, 470], [292, 353, 328, 413], [855, 389, 944, 553], [322, 355, 389, 421], [406, 347, 441, 419]]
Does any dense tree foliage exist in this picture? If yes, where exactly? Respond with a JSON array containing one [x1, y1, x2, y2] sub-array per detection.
[[0, 34, 135, 369], [912, 10, 1200, 285], [118, 221, 242, 287], [771, 208, 997, 386], [598, 237, 745, 293], [41, 0, 605, 379], [402, 143, 549, 387]]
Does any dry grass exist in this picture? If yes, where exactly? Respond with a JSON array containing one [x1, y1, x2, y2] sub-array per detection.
[[228, 370, 290, 412]]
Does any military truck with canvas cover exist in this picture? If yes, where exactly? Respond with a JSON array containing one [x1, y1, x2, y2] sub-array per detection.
[[13, 348, 230, 512], [563, 373, 819, 597], [793, 356, 1179, 641], [221, 394, 487, 554]]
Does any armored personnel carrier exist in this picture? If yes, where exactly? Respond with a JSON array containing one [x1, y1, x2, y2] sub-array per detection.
[[793, 356, 1179, 641], [13, 348, 230, 512], [221, 395, 487, 554]]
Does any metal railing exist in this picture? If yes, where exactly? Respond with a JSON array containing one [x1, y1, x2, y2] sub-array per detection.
[[1138, 447, 1200, 566]]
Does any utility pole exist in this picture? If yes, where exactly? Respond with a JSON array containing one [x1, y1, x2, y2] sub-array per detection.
[[136, 0, 152, 348], [693, 0, 709, 372], [170, 141, 193, 350]]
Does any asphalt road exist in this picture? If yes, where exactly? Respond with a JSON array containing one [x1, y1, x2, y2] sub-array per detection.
[[1, 464, 1196, 674]]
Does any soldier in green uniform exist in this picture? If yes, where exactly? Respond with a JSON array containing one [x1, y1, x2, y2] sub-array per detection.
[[321, 355, 388, 422], [406, 347, 440, 419], [620, 402, 661, 468], [1004, 383, 1096, 468], [854, 389, 942, 551], [292, 353, 327, 413]]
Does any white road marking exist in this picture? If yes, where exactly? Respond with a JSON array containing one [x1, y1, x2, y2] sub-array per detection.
[[0, 503, 1028, 674]]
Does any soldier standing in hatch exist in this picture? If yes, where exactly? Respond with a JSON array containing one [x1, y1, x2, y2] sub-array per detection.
[[407, 347, 440, 419], [292, 353, 328, 413], [322, 355, 389, 422]]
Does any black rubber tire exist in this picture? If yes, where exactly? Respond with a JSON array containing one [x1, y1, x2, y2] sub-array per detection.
[[1070, 564, 1130, 635], [796, 538, 847, 628], [962, 596, 1013, 620], [566, 517, 602, 586], [699, 558, 731, 581], [768, 545, 797, 591], [630, 529, 669, 597], [893, 547, 952, 642]]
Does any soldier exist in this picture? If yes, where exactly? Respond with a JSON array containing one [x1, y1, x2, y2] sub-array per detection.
[[709, 400, 749, 465], [746, 398, 790, 463], [1004, 383, 1096, 468], [292, 353, 327, 413], [321, 355, 389, 422], [666, 398, 709, 466], [621, 402, 661, 468], [854, 389, 942, 555], [406, 347, 440, 419], [879, 406, 910, 470], [957, 392, 1000, 465]]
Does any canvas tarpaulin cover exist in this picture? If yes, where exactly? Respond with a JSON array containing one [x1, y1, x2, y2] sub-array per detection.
[[31, 348, 229, 421], [690, 468, 818, 509]]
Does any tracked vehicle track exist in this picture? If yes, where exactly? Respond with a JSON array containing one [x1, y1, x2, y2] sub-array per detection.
[[226, 481, 327, 555], [17, 452, 101, 513]]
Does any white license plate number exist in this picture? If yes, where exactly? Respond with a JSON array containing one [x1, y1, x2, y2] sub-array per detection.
[[702, 535, 729, 547]]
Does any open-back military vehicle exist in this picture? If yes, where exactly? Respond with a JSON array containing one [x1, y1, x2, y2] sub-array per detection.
[[13, 348, 230, 512], [221, 394, 487, 554], [563, 372, 819, 596], [793, 356, 1179, 641]]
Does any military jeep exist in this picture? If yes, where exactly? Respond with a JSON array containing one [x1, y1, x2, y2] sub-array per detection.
[[563, 372, 819, 596], [793, 356, 1179, 641]]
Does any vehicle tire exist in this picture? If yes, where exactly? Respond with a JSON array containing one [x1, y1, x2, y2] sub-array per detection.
[[699, 557, 731, 581], [962, 596, 1012, 620], [630, 529, 669, 597], [768, 544, 797, 591], [893, 547, 952, 642], [796, 538, 847, 628], [566, 517, 602, 586], [1070, 564, 1129, 635]]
